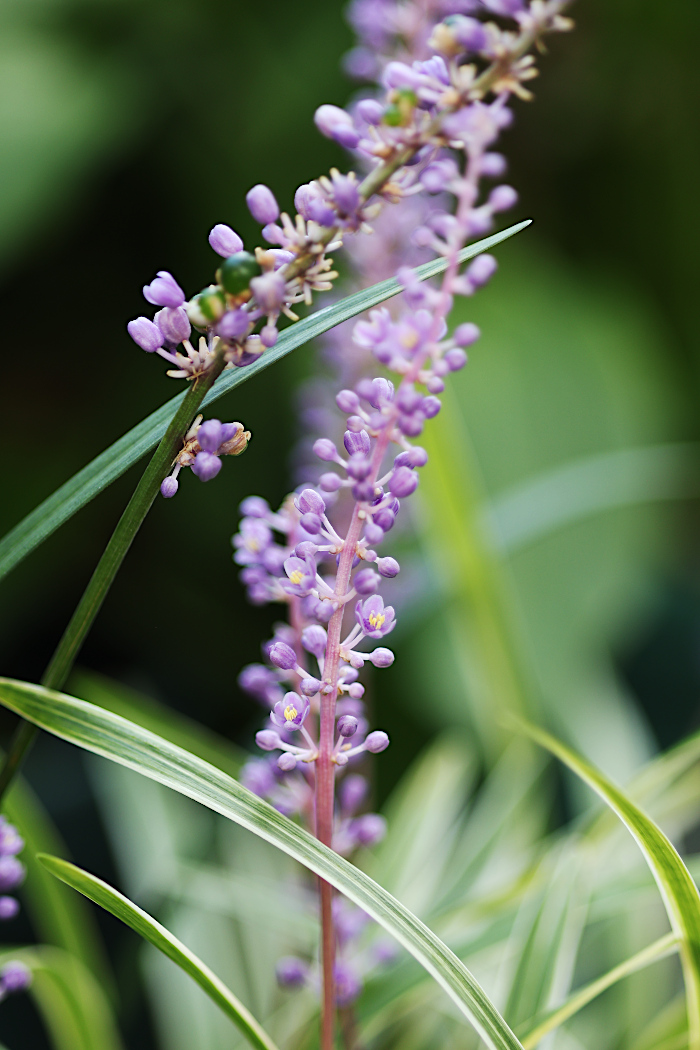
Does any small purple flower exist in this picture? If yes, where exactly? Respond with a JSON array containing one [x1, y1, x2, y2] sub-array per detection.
[[217, 308, 251, 341], [365, 731, 390, 753], [246, 184, 280, 225], [127, 317, 164, 353], [271, 693, 310, 730], [209, 224, 244, 257], [143, 271, 185, 308], [0, 820, 23, 856], [197, 419, 225, 452], [268, 642, 297, 670], [191, 451, 222, 482], [355, 595, 395, 638], [283, 555, 317, 597]]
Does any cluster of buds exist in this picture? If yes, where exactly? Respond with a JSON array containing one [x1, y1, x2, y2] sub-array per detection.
[[159, 416, 250, 498]]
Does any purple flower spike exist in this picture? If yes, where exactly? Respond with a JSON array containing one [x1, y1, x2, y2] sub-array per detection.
[[246, 184, 280, 225], [271, 692, 310, 730], [160, 476, 178, 498], [197, 419, 225, 452], [269, 641, 297, 670], [0, 961, 31, 994], [314, 104, 360, 149], [191, 451, 222, 482], [127, 317, 164, 353], [155, 306, 190, 345], [276, 957, 308, 988], [143, 271, 185, 308], [209, 224, 244, 257], [356, 595, 395, 638], [365, 730, 390, 753]]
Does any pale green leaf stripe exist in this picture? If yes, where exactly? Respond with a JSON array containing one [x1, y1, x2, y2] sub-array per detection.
[[0, 678, 524, 1050], [516, 719, 700, 1050], [520, 932, 679, 1048], [0, 221, 529, 584], [487, 443, 700, 554], [38, 854, 280, 1050]]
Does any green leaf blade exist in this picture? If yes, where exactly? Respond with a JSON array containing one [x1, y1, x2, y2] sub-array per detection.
[[0, 676, 524, 1050], [37, 854, 280, 1050], [515, 718, 700, 1050], [0, 221, 529, 584]]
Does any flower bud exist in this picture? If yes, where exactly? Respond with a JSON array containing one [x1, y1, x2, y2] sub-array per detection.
[[389, 467, 419, 497], [313, 438, 338, 462], [276, 957, 308, 988], [377, 557, 400, 578], [160, 476, 178, 498], [369, 648, 394, 668], [296, 488, 326, 515], [346, 453, 371, 480], [353, 813, 387, 846], [314, 104, 360, 148], [143, 271, 185, 308], [192, 451, 222, 482], [344, 430, 371, 456], [364, 522, 384, 545], [337, 715, 358, 738], [300, 512, 322, 534], [278, 752, 297, 772], [250, 271, 286, 312], [0, 897, 19, 920], [197, 419, 224, 452], [466, 254, 497, 288], [187, 286, 226, 326], [481, 152, 507, 178], [336, 389, 360, 413], [127, 317, 164, 353], [365, 731, 390, 753], [209, 224, 244, 257], [354, 569, 379, 595], [453, 322, 481, 347], [319, 472, 342, 492], [422, 396, 441, 419], [300, 677, 322, 696], [154, 306, 191, 346], [246, 184, 280, 225], [302, 625, 327, 657], [489, 184, 518, 212], [219, 251, 263, 296], [356, 98, 384, 125], [256, 730, 280, 751], [347, 682, 365, 699], [217, 308, 250, 341], [260, 324, 278, 347], [395, 447, 428, 468], [334, 751, 349, 766], [0, 857, 24, 892]]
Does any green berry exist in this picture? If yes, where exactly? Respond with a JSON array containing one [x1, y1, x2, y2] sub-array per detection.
[[219, 251, 262, 295]]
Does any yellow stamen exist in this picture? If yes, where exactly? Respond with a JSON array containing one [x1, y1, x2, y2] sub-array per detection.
[[289, 569, 304, 585], [284, 705, 298, 722], [369, 612, 385, 629]]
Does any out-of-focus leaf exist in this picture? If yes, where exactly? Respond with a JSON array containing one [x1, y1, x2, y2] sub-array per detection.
[[0, 676, 526, 1050], [520, 932, 679, 1048], [517, 718, 700, 1050], [0, 222, 529, 585], [487, 443, 700, 554], [39, 855, 281, 1050], [0, 945, 123, 1050]]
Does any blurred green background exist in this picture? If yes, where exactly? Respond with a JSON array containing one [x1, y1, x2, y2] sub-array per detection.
[[2, 0, 700, 1046]]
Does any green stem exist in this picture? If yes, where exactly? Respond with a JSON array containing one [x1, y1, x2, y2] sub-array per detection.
[[0, 353, 227, 803]]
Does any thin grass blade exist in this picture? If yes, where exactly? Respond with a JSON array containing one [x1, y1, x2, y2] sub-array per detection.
[[0, 676, 525, 1050], [38, 854, 281, 1050], [515, 718, 700, 1050]]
